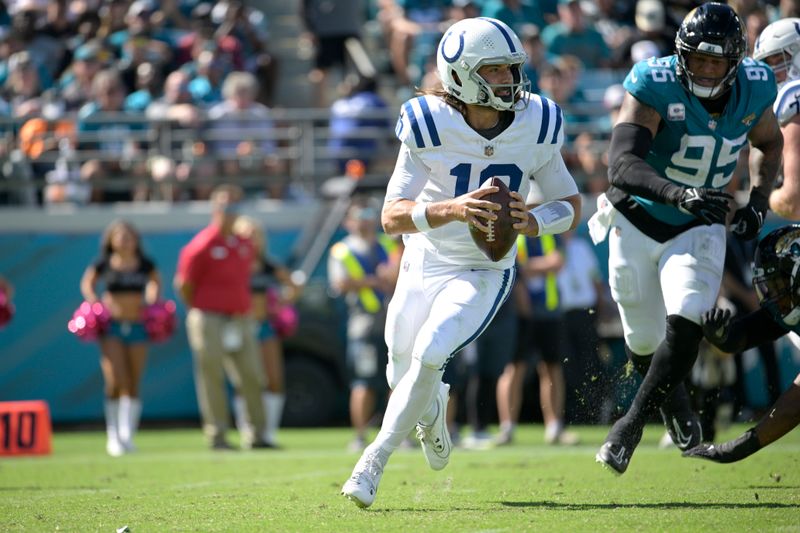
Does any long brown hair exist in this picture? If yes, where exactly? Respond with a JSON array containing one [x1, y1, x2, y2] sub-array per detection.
[[99, 219, 143, 259], [417, 88, 467, 116]]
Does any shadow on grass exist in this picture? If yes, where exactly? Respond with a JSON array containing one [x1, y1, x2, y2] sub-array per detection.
[[500, 501, 800, 510]]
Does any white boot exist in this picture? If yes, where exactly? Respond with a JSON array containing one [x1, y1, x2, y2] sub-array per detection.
[[118, 396, 141, 452], [262, 392, 285, 446], [105, 399, 124, 457]]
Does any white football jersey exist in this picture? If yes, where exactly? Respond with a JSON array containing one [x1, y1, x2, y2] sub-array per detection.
[[775, 78, 800, 126], [386, 93, 578, 270]]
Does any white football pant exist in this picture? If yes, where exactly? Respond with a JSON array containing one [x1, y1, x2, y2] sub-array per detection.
[[607, 211, 725, 356], [384, 245, 515, 387]]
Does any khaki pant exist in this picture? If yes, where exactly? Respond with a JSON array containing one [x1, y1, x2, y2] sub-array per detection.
[[186, 308, 266, 446]]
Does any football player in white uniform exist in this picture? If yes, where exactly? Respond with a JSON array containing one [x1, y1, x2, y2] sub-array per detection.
[[754, 18, 800, 219], [341, 17, 581, 508]]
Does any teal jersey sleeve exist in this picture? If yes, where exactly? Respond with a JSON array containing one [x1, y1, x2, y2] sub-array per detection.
[[620, 56, 777, 226]]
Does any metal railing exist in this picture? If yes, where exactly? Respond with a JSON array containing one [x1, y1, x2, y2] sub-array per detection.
[[0, 104, 615, 205]]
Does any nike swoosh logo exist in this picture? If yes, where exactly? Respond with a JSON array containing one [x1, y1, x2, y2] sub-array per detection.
[[631, 71, 638, 84], [608, 446, 627, 465], [671, 419, 692, 449]]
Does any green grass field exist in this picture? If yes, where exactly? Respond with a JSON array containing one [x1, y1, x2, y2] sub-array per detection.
[[1, 424, 798, 532]]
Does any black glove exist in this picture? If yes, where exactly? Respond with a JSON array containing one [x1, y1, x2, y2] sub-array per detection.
[[731, 189, 769, 240], [701, 307, 732, 348], [682, 429, 761, 463], [674, 187, 733, 225]]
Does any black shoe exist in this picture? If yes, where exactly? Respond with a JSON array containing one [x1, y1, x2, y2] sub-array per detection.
[[596, 441, 633, 475], [249, 439, 281, 450], [660, 408, 703, 451], [211, 438, 235, 451], [596, 422, 642, 475]]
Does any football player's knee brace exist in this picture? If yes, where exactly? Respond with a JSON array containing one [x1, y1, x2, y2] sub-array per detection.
[[625, 345, 653, 377]]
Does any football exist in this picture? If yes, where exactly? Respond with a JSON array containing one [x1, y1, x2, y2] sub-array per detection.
[[468, 177, 518, 262]]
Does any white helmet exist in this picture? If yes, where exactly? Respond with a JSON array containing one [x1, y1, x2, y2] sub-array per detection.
[[753, 18, 800, 88], [436, 17, 530, 112]]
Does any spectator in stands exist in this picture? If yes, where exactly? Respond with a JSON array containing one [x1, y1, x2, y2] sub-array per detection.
[[745, 8, 769, 56], [611, 0, 676, 69], [213, 0, 278, 107], [175, 184, 269, 450], [151, 0, 193, 32], [232, 215, 301, 448], [328, 200, 401, 451], [114, 2, 173, 94], [779, 0, 800, 18], [97, 0, 132, 42], [384, 0, 451, 87], [729, 0, 774, 21], [447, 0, 481, 23], [520, 24, 547, 94], [569, 131, 608, 194], [541, 0, 610, 69], [328, 75, 391, 175], [146, 69, 214, 201], [57, 40, 106, 112], [207, 71, 282, 196], [10, 1, 63, 83], [586, 0, 636, 51], [538, 56, 589, 130], [177, 3, 243, 75], [3, 51, 45, 118], [124, 61, 162, 113], [300, 0, 366, 107], [80, 220, 162, 456], [186, 46, 227, 107], [77, 68, 148, 203], [42, 0, 76, 55], [480, 0, 547, 36], [67, 11, 102, 57], [108, 0, 174, 61]]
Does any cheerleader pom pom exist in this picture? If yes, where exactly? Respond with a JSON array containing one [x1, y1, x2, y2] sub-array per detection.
[[142, 299, 177, 342], [0, 288, 14, 328], [67, 301, 110, 341]]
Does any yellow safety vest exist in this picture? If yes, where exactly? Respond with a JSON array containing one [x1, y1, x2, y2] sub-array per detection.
[[516, 234, 559, 311], [331, 234, 398, 313]]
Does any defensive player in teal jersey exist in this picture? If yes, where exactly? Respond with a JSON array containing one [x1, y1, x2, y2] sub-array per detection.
[[588, 3, 784, 475], [684, 225, 800, 463]]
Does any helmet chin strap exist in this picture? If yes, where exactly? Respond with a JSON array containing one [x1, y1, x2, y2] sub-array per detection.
[[782, 306, 800, 326]]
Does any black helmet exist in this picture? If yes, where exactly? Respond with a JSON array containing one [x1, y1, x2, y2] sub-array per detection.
[[675, 2, 746, 99], [753, 224, 800, 326]]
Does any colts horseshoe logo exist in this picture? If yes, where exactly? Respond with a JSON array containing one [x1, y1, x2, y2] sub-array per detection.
[[441, 30, 466, 64]]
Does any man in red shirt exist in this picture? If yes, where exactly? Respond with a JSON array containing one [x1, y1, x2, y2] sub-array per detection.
[[175, 184, 268, 450]]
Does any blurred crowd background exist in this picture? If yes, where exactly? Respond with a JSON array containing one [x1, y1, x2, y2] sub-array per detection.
[[1, 0, 800, 452]]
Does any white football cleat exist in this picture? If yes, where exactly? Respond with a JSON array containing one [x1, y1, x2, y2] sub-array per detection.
[[341, 451, 385, 508], [416, 382, 452, 471], [106, 437, 125, 457]]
